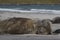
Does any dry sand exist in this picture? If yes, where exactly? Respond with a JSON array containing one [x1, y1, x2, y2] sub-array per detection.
[[0, 34, 60, 40], [0, 12, 60, 20]]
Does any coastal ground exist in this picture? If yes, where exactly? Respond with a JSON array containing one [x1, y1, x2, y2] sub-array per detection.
[[0, 34, 60, 40], [0, 12, 60, 20], [0, 0, 60, 4], [0, 11, 60, 40], [0, 12, 60, 32]]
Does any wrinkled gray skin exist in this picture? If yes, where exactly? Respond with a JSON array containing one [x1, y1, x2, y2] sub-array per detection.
[[52, 17, 60, 23], [0, 17, 35, 34], [35, 19, 52, 35], [0, 17, 52, 35]]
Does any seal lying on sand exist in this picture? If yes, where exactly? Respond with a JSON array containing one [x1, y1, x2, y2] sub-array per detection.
[[53, 29, 60, 35], [52, 17, 60, 23], [0, 17, 35, 34], [35, 19, 52, 35], [0, 17, 52, 35]]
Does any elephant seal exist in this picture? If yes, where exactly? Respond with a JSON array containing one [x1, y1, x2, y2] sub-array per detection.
[[52, 17, 60, 23], [53, 29, 60, 35], [0, 18, 52, 35], [36, 19, 52, 35], [0, 17, 36, 34]]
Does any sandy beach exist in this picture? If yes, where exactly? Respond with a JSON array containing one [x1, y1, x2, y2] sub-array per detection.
[[0, 34, 60, 40], [0, 11, 60, 40], [0, 12, 60, 32], [0, 12, 60, 20]]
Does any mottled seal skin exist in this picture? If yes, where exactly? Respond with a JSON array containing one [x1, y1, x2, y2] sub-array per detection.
[[0, 17, 36, 34], [0, 18, 52, 35], [52, 17, 60, 23], [36, 19, 52, 35]]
